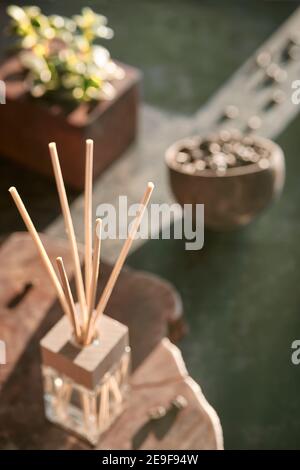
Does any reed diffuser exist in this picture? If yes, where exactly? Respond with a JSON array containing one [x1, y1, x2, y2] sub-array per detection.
[[9, 141, 154, 445]]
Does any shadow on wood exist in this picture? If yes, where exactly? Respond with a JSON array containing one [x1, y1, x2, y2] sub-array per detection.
[[0, 232, 186, 449]]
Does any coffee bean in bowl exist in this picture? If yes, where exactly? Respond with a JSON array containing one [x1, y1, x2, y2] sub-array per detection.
[[165, 130, 285, 231]]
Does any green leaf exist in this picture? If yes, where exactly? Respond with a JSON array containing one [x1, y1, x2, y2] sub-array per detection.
[[31, 18, 40, 28]]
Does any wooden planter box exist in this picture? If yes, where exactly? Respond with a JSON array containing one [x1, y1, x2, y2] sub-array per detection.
[[0, 56, 141, 189]]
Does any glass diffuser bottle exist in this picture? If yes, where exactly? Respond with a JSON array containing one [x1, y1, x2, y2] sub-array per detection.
[[40, 312, 130, 445]]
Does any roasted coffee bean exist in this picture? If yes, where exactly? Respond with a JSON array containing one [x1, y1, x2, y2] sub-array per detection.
[[237, 146, 250, 160], [209, 142, 221, 154], [256, 147, 269, 158], [210, 154, 227, 174], [195, 160, 206, 171], [213, 152, 227, 165], [174, 129, 271, 176], [242, 136, 254, 146], [176, 151, 190, 164], [249, 153, 260, 163], [219, 129, 231, 142], [226, 153, 237, 166], [209, 162, 218, 172], [222, 142, 233, 153], [232, 142, 243, 155]]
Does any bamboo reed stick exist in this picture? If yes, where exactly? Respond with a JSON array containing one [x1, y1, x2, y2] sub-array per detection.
[[110, 375, 123, 404], [98, 382, 109, 429], [87, 218, 102, 319], [48, 142, 87, 327], [84, 139, 93, 295], [80, 391, 91, 430], [8, 187, 69, 316], [56, 257, 82, 342], [85, 182, 154, 343]]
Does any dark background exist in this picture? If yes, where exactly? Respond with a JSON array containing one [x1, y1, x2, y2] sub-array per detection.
[[1, 0, 300, 449]]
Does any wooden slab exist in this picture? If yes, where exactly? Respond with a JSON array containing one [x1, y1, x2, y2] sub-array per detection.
[[0, 232, 188, 449], [101, 338, 223, 450], [0, 233, 222, 450], [0, 232, 185, 385]]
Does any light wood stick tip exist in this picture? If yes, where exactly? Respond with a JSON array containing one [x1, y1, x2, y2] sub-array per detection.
[[86, 139, 93, 146], [95, 218, 102, 238], [8, 186, 17, 194], [48, 142, 56, 150], [147, 182, 154, 191]]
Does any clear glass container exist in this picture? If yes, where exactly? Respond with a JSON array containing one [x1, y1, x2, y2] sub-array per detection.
[[42, 346, 131, 445], [40, 313, 130, 446]]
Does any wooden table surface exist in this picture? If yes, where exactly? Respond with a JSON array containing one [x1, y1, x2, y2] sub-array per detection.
[[0, 233, 222, 449]]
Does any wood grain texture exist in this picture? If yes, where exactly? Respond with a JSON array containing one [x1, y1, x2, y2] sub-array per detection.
[[100, 338, 223, 450], [0, 232, 189, 449]]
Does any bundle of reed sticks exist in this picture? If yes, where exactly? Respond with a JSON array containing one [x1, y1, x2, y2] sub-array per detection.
[[9, 140, 154, 346]]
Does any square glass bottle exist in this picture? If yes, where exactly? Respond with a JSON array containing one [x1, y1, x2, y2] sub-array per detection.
[[40, 314, 130, 445]]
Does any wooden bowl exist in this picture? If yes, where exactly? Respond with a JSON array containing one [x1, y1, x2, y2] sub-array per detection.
[[165, 135, 285, 231]]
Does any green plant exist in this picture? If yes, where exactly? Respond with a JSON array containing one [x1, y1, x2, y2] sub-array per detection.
[[7, 5, 124, 102]]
